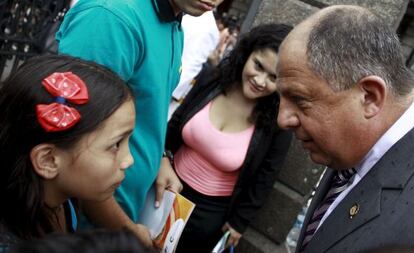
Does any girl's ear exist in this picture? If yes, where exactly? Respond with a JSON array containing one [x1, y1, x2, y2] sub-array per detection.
[[30, 144, 60, 179]]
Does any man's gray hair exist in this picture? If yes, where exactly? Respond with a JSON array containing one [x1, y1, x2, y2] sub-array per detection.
[[307, 7, 413, 97]]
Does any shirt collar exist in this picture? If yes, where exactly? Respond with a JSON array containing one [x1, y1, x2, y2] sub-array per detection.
[[152, 0, 183, 23], [355, 101, 414, 178]]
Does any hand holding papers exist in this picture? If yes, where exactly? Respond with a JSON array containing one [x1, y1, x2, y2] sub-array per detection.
[[138, 186, 195, 253]]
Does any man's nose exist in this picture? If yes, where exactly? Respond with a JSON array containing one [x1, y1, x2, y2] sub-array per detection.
[[277, 99, 299, 129]]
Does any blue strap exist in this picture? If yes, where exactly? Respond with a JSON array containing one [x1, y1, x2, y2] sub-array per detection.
[[67, 199, 77, 232]]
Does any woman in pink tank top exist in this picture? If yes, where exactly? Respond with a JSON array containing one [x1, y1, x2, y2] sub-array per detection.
[[161, 24, 293, 253]]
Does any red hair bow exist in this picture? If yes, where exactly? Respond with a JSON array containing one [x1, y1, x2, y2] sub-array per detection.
[[36, 72, 89, 132]]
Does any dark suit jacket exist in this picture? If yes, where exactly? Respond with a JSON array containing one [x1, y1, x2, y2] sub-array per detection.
[[297, 127, 414, 253]]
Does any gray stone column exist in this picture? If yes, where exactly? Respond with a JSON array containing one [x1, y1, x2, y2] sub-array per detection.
[[237, 1, 409, 252]]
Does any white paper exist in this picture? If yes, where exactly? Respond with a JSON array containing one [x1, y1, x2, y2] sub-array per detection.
[[138, 186, 176, 238], [211, 231, 230, 253]]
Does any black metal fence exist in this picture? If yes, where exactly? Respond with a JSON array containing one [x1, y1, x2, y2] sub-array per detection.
[[0, 0, 70, 81]]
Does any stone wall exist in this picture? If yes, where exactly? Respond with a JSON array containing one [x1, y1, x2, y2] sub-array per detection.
[[399, 2, 414, 68], [233, 1, 410, 253]]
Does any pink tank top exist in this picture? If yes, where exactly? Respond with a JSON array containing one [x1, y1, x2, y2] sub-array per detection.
[[174, 101, 255, 196]]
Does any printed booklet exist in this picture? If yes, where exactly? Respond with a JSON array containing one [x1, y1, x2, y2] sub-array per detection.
[[138, 186, 195, 253]]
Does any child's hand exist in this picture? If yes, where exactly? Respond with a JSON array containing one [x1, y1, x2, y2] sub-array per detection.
[[222, 222, 242, 248]]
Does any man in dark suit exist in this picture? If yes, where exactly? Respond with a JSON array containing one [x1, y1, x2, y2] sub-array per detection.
[[276, 5, 414, 253]]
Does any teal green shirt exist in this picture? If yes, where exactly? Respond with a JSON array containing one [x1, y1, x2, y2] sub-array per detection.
[[56, 0, 183, 221]]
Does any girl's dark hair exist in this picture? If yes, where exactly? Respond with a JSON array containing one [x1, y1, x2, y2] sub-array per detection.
[[0, 55, 132, 239], [219, 23, 292, 129]]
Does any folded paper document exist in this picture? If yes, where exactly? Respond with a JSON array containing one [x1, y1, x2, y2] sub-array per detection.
[[138, 186, 195, 253]]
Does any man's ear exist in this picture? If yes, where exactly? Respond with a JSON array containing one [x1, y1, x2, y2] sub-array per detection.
[[357, 75, 386, 119], [30, 144, 60, 179]]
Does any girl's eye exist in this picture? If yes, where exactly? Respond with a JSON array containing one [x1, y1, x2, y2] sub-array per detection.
[[110, 141, 121, 151]]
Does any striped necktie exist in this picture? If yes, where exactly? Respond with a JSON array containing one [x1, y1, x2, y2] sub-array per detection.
[[300, 168, 357, 252]]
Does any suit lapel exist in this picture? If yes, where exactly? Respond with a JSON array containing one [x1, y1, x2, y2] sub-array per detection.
[[304, 127, 414, 252], [304, 176, 381, 252]]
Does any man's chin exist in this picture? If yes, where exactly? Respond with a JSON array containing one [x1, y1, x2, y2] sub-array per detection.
[[309, 152, 330, 167]]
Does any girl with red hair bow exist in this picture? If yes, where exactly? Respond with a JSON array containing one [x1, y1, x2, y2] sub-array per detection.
[[0, 55, 136, 251]]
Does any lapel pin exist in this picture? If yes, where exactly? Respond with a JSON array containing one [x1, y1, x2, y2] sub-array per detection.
[[349, 203, 360, 219]]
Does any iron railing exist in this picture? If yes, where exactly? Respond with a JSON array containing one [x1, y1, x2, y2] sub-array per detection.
[[0, 0, 70, 81]]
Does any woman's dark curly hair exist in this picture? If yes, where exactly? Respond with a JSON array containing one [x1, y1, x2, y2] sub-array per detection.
[[219, 23, 292, 129]]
